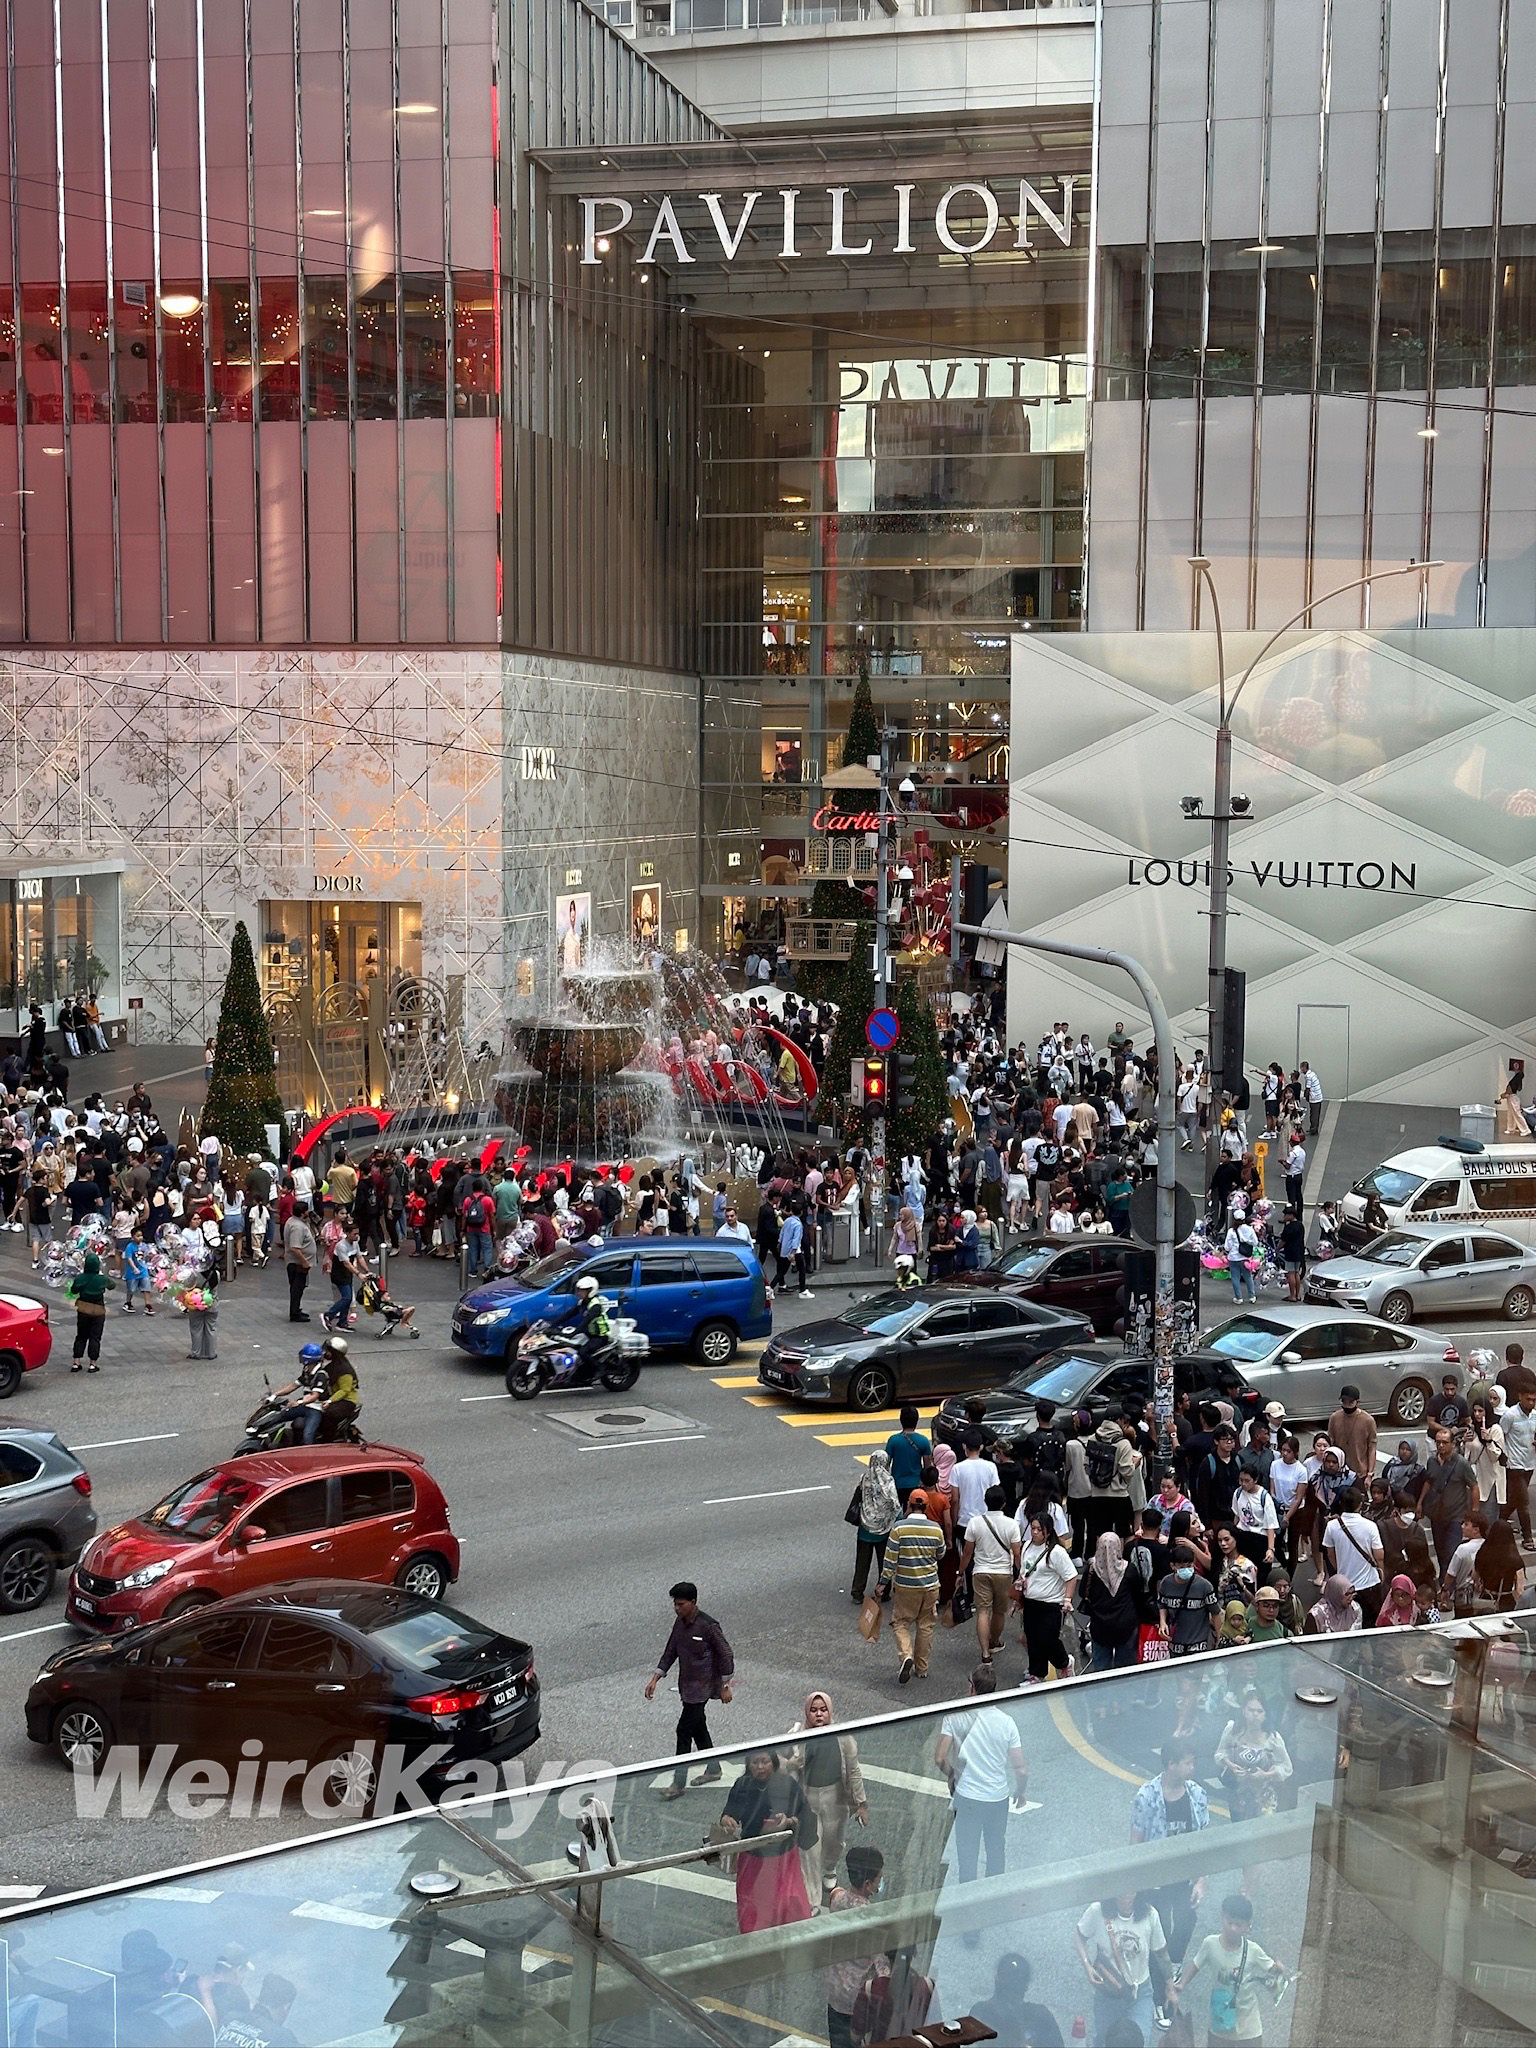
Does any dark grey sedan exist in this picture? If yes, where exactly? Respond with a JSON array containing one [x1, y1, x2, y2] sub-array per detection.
[[756, 1288, 1095, 1411], [0, 1423, 97, 1611]]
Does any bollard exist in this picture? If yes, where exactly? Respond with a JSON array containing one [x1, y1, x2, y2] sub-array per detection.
[[458, 1243, 468, 1294], [379, 1240, 389, 1290], [223, 1236, 237, 1283]]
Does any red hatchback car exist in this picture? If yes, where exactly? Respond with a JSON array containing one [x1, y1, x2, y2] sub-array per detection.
[[66, 1445, 460, 1633], [0, 1291, 52, 1397]]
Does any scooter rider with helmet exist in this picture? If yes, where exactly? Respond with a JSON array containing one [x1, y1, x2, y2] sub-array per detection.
[[555, 1274, 613, 1364], [272, 1343, 331, 1444], [315, 1333, 361, 1442]]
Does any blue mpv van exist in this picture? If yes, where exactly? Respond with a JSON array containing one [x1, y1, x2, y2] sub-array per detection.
[[451, 1239, 772, 1371]]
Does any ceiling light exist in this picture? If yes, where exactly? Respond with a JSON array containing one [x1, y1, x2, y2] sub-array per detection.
[[1418, 426, 1438, 438], [596, 238, 610, 254], [396, 102, 437, 114], [40, 446, 62, 456], [1242, 241, 1284, 254], [158, 291, 202, 318], [307, 209, 343, 218]]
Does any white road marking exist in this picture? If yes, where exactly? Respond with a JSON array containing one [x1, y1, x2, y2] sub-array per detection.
[[73, 1432, 180, 1451], [460, 1393, 512, 1404], [290, 1901, 396, 1929], [0, 1621, 70, 1645], [142, 1885, 223, 1903], [0, 1885, 45, 1900], [578, 1434, 701, 1451], [702, 1485, 832, 1506]]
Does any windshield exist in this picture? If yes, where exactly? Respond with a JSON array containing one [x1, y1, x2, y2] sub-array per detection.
[[1202, 1315, 1287, 1361], [515, 1247, 583, 1290], [366, 1603, 501, 1673], [1352, 1167, 1427, 1206], [1004, 1352, 1103, 1404], [1359, 1232, 1428, 1268], [837, 1291, 927, 1338], [144, 1469, 262, 1542], [993, 1246, 1056, 1281]]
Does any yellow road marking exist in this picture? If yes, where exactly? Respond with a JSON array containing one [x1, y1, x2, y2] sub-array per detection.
[[814, 1428, 905, 1446], [773, 1409, 904, 1427], [1045, 1692, 1148, 1789], [711, 1374, 762, 1387]]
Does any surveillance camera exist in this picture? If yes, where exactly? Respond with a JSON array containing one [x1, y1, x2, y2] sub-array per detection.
[[1180, 796, 1204, 819], [1230, 794, 1252, 816]]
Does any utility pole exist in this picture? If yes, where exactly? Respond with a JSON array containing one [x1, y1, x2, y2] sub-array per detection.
[[869, 727, 894, 1243]]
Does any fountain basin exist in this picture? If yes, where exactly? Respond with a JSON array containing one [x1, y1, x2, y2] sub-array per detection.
[[510, 1021, 646, 1084]]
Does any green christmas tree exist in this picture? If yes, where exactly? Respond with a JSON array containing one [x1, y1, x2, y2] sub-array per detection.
[[815, 923, 876, 1140], [200, 921, 287, 1156], [888, 974, 949, 1163], [841, 663, 881, 770]]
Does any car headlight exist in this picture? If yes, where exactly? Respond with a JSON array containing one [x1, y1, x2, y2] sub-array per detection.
[[802, 1355, 840, 1375], [473, 1307, 513, 1327], [119, 1558, 175, 1592]]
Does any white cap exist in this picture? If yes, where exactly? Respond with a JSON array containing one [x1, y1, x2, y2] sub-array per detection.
[[127, 1138, 143, 1154]]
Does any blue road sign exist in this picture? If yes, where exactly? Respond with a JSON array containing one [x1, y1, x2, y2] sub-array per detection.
[[866, 1007, 900, 1051]]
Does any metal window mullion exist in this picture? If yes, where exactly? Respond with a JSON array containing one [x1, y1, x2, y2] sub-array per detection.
[[391, 0, 406, 644], [6, 3, 25, 642], [294, 0, 310, 643], [51, 0, 76, 640], [1477, 0, 1511, 626], [342, 0, 357, 642], [1190, 0, 1219, 594], [1303, 0, 1334, 616], [1081, 0, 1102, 628], [148, 0, 170, 641], [1135, 0, 1163, 630], [1360, 0, 1391, 626], [1248, 0, 1278, 630], [1419, 0, 1451, 617], [195, 0, 213, 639], [242, 0, 261, 643], [440, 0, 454, 642], [98, 0, 121, 641]]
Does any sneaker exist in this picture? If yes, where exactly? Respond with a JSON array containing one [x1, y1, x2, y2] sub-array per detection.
[[658, 1785, 686, 1802], [898, 1655, 914, 1685], [691, 1766, 722, 1786], [798, 1289, 813, 1300], [1154, 2005, 1173, 2031]]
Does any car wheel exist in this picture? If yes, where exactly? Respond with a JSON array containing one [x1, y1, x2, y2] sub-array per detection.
[[396, 1553, 450, 1601], [693, 1321, 737, 1366], [53, 1701, 113, 1770], [1378, 1291, 1413, 1325], [1503, 1285, 1535, 1323], [1389, 1377, 1432, 1427], [0, 1354, 22, 1399], [0, 1536, 54, 1612], [847, 1365, 895, 1412], [162, 1592, 217, 1620], [317, 1743, 378, 1816]]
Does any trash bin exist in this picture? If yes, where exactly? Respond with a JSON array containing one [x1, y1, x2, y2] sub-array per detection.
[[1460, 1104, 1497, 1146], [824, 1211, 853, 1264]]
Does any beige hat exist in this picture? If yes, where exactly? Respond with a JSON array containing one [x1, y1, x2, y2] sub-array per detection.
[[1264, 1400, 1286, 1421]]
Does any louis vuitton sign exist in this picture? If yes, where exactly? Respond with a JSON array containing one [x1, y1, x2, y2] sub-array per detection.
[[577, 178, 1079, 267]]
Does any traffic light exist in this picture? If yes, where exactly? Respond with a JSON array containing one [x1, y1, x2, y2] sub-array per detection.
[[891, 1051, 917, 1114], [862, 1056, 887, 1109]]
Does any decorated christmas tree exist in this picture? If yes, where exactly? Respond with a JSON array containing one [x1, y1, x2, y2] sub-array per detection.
[[888, 973, 949, 1164], [200, 921, 287, 1156], [815, 924, 876, 1140]]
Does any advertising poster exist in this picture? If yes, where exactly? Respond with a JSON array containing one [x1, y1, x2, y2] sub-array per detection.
[[555, 892, 591, 974], [630, 884, 661, 952]]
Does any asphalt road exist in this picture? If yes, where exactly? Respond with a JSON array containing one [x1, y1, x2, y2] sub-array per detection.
[[0, 1233, 1517, 1901]]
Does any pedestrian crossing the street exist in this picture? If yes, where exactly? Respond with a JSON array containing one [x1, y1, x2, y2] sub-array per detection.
[[690, 1341, 914, 1462]]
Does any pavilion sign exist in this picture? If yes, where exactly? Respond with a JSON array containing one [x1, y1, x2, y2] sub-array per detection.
[[577, 178, 1079, 267]]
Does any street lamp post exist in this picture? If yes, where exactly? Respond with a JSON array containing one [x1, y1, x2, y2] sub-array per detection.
[[1187, 558, 1440, 1186]]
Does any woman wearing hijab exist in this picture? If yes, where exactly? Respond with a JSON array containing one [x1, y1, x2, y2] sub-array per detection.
[[784, 1690, 868, 1905], [716, 1749, 814, 1934], [67, 1250, 114, 1373], [1083, 1532, 1140, 1673], [1218, 1599, 1252, 1647], [1305, 1573, 1362, 1635], [851, 1451, 899, 1601], [1382, 1438, 1428, 1506], [1375, 1575, 1420, 1628]]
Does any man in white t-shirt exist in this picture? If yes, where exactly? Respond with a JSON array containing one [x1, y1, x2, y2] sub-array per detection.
[[1443, 1511, 1488, 1615], [962, 1484, 1022, 1663], [932, 1664, 1028, 1883], [1323, 1486, 1385, 1621], [290, 1159, 316, 1202], [1501, 1387, 1536, 1549], [952, 1433, 1000, 1530]]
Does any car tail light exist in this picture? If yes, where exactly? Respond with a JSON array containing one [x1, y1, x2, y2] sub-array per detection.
[[523, 1658, 535, 1687], [71, 1472, 91, 1496], [408, 1688, 487, 1718]]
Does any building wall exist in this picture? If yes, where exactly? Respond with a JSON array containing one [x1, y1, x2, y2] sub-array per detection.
[[1090, 0, 1536, 634], [1006, 625, 1536, 1105]]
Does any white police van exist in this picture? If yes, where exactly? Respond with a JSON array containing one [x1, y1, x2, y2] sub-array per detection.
[[1339, 1138, 1536, 1249]]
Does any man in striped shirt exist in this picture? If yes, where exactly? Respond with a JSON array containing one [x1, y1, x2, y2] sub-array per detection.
[[883, 1499, 945, 1683]]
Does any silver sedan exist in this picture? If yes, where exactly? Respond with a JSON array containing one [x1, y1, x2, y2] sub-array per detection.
[[1307, 1225, 1536, 1326], [1199, 1301, 1458, 1426]]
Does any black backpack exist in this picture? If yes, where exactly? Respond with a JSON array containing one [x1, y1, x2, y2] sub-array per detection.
[[1086, 1435, 1119, 1489]]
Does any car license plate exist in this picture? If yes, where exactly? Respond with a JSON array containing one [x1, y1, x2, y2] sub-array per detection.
[[762, 1367, 786, 1386], [73, 1593, 95, 1615], [489, 1682, 521, 1716]]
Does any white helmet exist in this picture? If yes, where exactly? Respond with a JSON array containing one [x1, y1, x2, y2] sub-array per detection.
[[894, 1253, 915, 1271], [575, 1275, 600, 1295]]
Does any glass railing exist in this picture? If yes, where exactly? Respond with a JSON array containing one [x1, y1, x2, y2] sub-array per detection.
[[5, 1617, 1535, 2045]]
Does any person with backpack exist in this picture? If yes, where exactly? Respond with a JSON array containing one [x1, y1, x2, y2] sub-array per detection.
[[1191, 1424, 1243, 1532], [1085, 1415, 1138, 1545], [460, 1180, 496, 1278], [1030, 1400, 1069, 1504]]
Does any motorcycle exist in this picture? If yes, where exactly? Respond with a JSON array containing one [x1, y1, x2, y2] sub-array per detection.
[[503, 1311, 646, 1401], [233, 1373, 364, 1456]]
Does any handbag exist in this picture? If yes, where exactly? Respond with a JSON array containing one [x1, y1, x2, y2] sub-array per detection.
[[845, 1482, 864, 1528], [857, 1593, 884, 1643], [1095, 1919, 1137, 2002], [703, 1820, 739, 1877]]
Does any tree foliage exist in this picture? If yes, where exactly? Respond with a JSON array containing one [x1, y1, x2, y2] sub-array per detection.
[[888, 974, 949, 1163], [200, 921, 286, 1156], [815, 923, 876, 1141]]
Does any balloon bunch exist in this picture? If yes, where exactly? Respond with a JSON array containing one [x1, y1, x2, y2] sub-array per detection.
[[38, 1217, 112, 1288]]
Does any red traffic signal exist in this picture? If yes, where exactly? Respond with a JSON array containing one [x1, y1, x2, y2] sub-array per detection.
[[862, 1056, 887, 1105]]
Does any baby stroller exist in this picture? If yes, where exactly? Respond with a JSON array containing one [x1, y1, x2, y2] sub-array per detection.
[[358, 1272, 418, 1338]]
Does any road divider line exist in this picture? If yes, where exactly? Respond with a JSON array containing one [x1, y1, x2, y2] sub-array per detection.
[[579, 1434, 701, 1451], [0, 1620, 70, 1645], [73, 1432, 180, 1450], [702, 1484, 832, 1506], [461, 1393, 513, 1403]]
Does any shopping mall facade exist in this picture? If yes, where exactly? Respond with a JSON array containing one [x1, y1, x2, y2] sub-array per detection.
[[0, 0, 1531, 1094]]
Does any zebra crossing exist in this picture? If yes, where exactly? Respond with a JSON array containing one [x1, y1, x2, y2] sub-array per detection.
[[692, 1340, 914, 1463]]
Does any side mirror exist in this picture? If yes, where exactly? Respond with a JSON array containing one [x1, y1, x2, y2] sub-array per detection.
[[907, 1326, 929, 1342], [235, 1524, 267, 1546], [1280, 1351, 1301, 1367]]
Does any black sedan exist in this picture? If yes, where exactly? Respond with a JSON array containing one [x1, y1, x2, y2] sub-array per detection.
[[26, 1580, 539, 1812], [933, 1340, 1263, 1451], [757, 1287, 1095, 1411]]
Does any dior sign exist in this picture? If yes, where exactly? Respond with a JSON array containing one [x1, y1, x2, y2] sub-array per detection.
[[578, 179, 1078, 267]]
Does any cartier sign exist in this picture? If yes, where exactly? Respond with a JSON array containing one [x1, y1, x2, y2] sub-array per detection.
[[578, 178, 1078, 267], [813, 804, 903, 833]]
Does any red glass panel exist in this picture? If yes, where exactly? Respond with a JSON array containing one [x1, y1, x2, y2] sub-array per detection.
[[258, 278, 302, 423], [452, 270, 496, 419]]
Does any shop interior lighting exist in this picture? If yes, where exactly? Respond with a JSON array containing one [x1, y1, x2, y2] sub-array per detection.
[[158, 292, 202, 318]]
